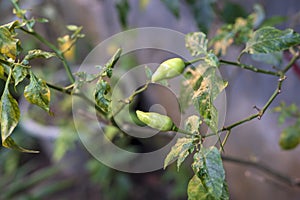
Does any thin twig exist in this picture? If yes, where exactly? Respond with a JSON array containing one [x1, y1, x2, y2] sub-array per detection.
[[204, 53, 300, 147], [220, 59, 280, 76], [220, 130, 231, 151], [112, 81, 150, 118], [222, 155, 300, 188], [173, 127, 200, 137], [184, 57, 204, 66], [46, 82, 106, 117]]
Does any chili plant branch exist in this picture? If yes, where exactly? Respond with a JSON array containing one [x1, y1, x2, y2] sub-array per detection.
[[112, 81, 150, 118], [204, 53, 300, 147], [45, 82, 107, 118], [11, 0, 75, 83], [219, 59, 281, 76], [19, 28, 75, 83], [222, 155, 300, 187]]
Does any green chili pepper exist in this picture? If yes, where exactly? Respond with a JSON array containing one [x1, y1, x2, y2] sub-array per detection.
[[136, 110, 174, 131], [151, 58, 186, 82]]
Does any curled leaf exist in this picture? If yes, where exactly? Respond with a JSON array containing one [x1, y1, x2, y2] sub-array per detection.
[[164, 137, 195, 170], [94, 79, 111, 113], [0, 26, 19, 59], [24, 49, 55, 61], [1, 69, 38, 153], [24, 71, 51, 112]]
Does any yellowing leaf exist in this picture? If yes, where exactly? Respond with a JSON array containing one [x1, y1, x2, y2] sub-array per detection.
[[0, 69, 38, 153], [164, 137, 195, 170], [24, 71, 51, 112], [187, 175, 211, 200], [0, 26, 19, 59], [210, 16, 254, 55], [188, 175, 229, 200], [184, 115, 202, 135], [186, 64, 227, 133], [12, 65, 28, 86], [58, 35, 75, 61], [139, 0, 150, 10], [0, 75, 20, 142], [185, 32, 208, 57], [0, 60, 10, 81]]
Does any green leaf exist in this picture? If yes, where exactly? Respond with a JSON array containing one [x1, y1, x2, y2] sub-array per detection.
[[179, 78, 193, 112], [94, 79, 111, 113], [243, 26, 300, 54], [187, 64, 227, 132], [115, 0, 130, 29], [161, 0, 180, 18], [251, 4, 265, 28], [105, 48, 122, 73], [164, 137, 195, 170], [204, 52, 219, 67], [3, 136, 39, 153], [273, 102, 299, 125], [184, 115, 201, 135], [185, 32, 208, 57], [220, 181, 229, 200], [12, 65, 28, 86], [66, 25, 80, 31], [192, 146, 226, 199], [251, 52, 282, 66], [67, 25, 84, 39], [35, 17, 49, 23], [186, 0, 217, 33], [74, 71, 99, 90], [24, 49, 55, 61], [221, 2, 247, 24], [24, 71, 51, 112], [0, 26, 19, 59], [0, 69, 38, 153], [260, 16, 287, 27], [144, 65, 153, 80], [279, 125, 300, 150]]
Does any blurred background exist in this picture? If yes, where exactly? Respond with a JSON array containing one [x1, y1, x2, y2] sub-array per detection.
[[1, 0, 300, 199]]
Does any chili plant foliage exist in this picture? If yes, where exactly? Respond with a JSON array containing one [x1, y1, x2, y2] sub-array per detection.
[[1, 1, 300, 199]]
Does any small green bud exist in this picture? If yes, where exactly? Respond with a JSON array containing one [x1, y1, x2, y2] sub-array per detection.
[[136, 110, 174, 131], [151, 58, 186, 82]]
